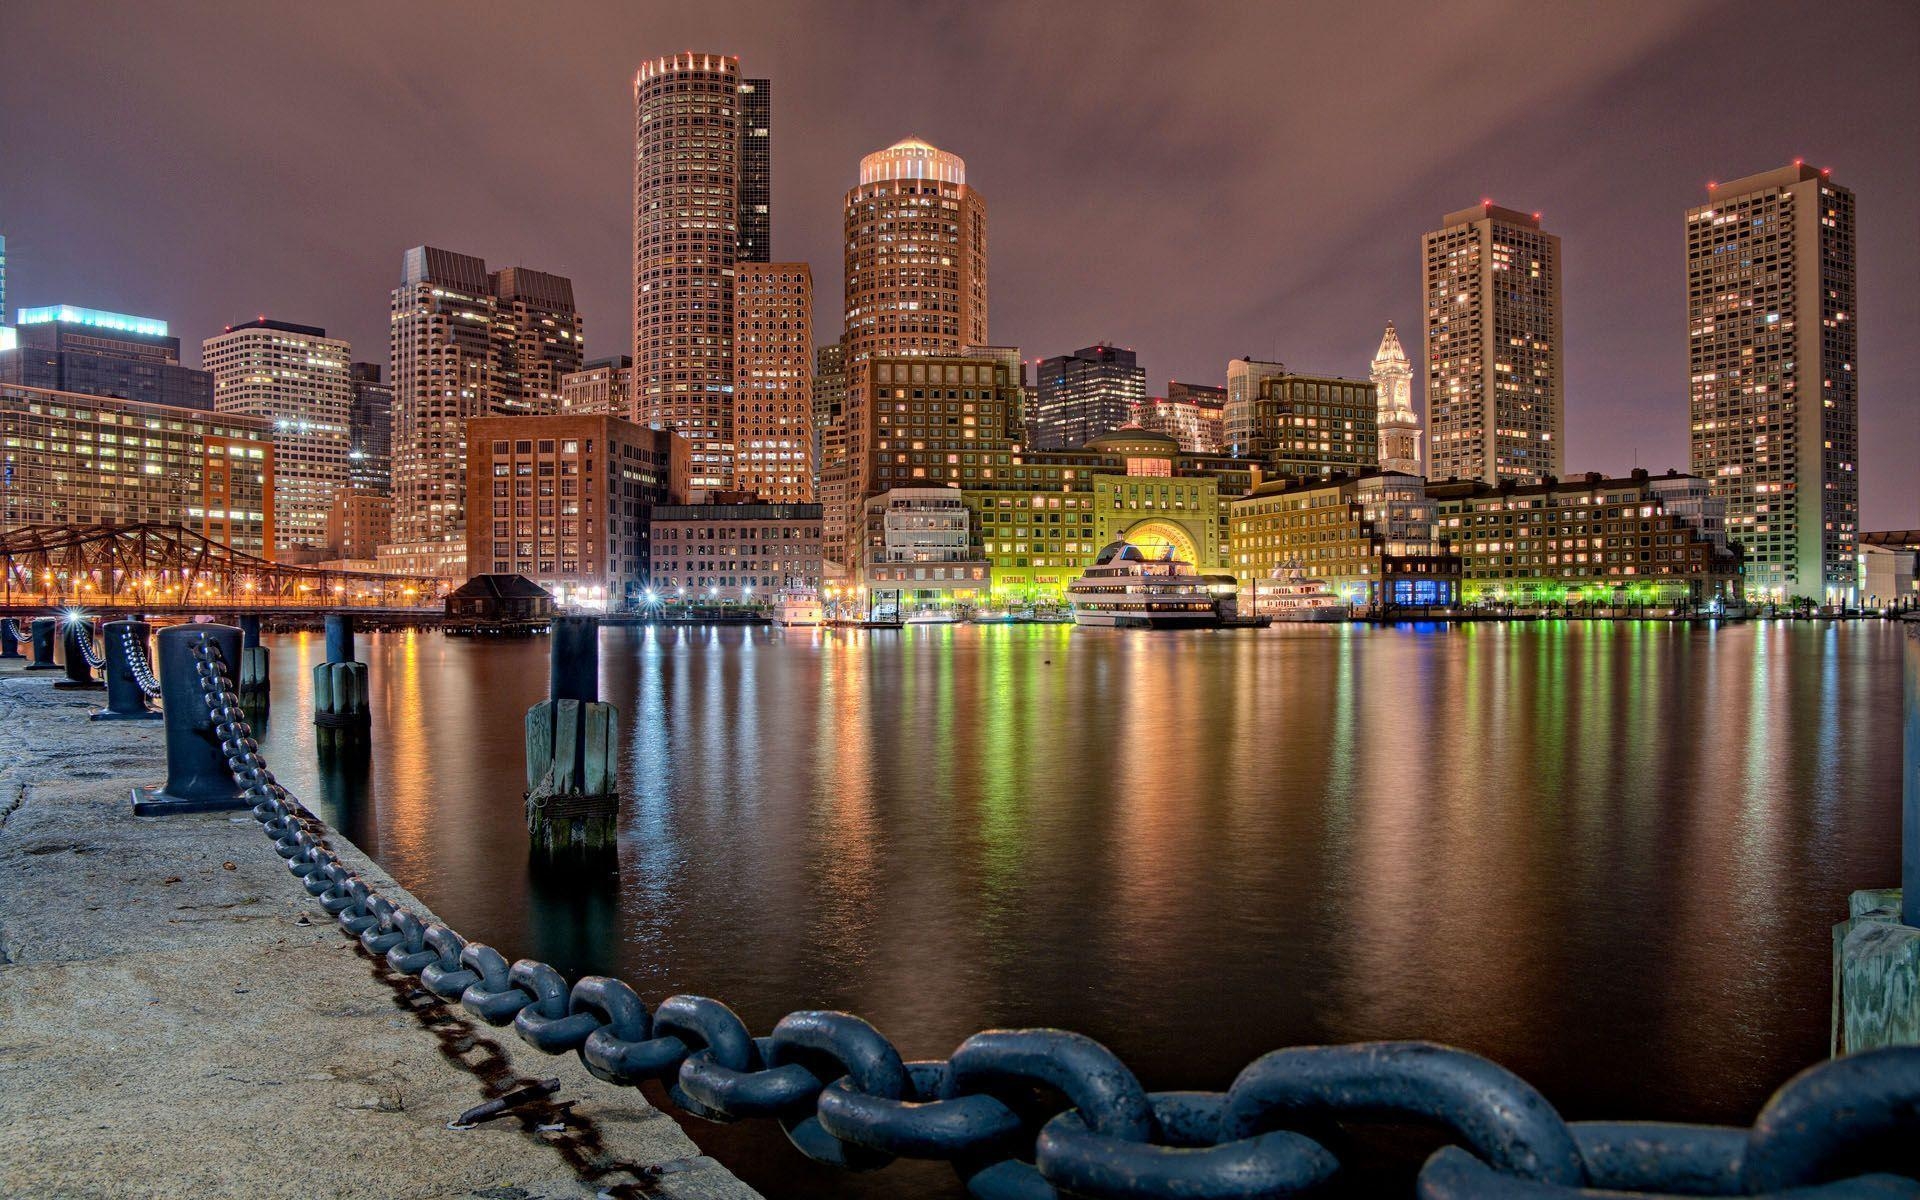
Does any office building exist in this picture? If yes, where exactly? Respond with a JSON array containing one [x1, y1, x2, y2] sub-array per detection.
[[1248, 372, 1378, 479], [347, 362, 391, 494], [733, 262, 813, 502], [632, 52, 743, 491], [832, 137, 988, 562], [0, 306, 213, 411], [739, 77, 772, 263], [1231, 471, 1459, 609], [559, 356, 634, 418], [1134, 382, 1226, 454], [326, 489, 391, 561], [960, 345, 1028, 444], [1423, 202, 1563, 484], [1687, 163, 1857, 601], [1, 383, 274, 556], [1033, 344, 1146, 450], [812, 340, 846, 496], [1426, 469, 1742, 606], [466, 414, 688, 607], [489, 267, 583, 415], [1225, 357, 1286, 457], [203, 318, 353, 552], [649, 501, 824, 602], [1371, 321, 1422, 476]]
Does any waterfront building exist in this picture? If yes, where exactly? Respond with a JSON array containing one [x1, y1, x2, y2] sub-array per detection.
[[1687, 163, 1858, 603], [203, 318, 352, 552], [489, 266, 582, 415], [0, 383, 274, 556], [832, 136, 988, 564], [374, 540, 468, 580], [733, 262, 813, 502], [1857, 543, 1916, 610], [1249, 371, 1378, 479], [811, 340, 846, 500], [559, 356, 633, 418], [1135, 383, 1225, 454], [326, 489, 391, 561], [1224, 357, 1286, 458], [633, 52, 743, 492], [957, 427, 1259, 603], [1032, 344, 1146, 450], [1425, 469, 1742, 606], [1371, 321, 1422, 476], [1423, 202, 1562, 484], [649, 500, 824, 602], [1230, 471, 1459, 609], [738, 77, 773, 263], [860, 487, 991, 609], [347, 362, 391, 495], [465, 413, 688, 608], [0, 306, 213, 411]]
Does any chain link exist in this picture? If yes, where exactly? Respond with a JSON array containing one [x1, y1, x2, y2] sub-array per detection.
[[123, 627, 163, 699], [174, 633, 1920, 1199], [71, 620, 105, 670]]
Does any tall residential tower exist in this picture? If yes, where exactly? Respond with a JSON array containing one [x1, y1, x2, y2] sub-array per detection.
[[1422, 202, 1562, 484], [733, 261, 814, 502], [1687, 163, 1857, 601]]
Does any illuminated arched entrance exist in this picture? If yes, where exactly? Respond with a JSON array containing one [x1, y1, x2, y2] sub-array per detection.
[[1120, 519, 1200, 566]]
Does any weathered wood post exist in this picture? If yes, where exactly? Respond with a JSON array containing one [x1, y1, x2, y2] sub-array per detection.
[[312, 612, 370, 751], [54, 617, 104, 690], [92, 619, 162, 721], [0, 618, 22, 659], [525, 615, 618, 859], [26, 617, 60, 670], [237, 614, 269, 713], [132, 623, 249, 815]]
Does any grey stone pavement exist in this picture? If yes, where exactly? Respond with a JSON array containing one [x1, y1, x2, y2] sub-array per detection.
[[0, 660, 758, 1200]]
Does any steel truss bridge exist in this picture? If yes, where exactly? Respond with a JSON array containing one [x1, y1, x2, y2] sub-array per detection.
[[0, 523, 449, 615]]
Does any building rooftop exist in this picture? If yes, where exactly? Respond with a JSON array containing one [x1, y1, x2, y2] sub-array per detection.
[[15, 305, 167, 337]]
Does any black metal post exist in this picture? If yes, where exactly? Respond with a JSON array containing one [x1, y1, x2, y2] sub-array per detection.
[[549, 615, 600, 704], [239, 614, 262, 649], [26, 617, 59, 670], [132, 623, 249, 815], [0, 619, 20, 659], [93, 619, 161, 721], [324, 612, 354, 664], [55, 619, 103, 690]]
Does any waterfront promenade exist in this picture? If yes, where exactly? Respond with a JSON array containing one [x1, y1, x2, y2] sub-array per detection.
[[0, 663, 756, 1200]]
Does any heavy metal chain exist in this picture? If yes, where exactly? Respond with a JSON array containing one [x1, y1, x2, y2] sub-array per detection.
[[181, 633, 1920, 1199], [123, 627, 163, 699], [1, 617, 23, 642], [73, 621, 105, 670]]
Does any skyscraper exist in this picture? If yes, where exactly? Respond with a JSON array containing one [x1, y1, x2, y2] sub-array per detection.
[[733, 262, 814, 502], [0, 306, 213, 410], [347, 362, 392, 495], [812, 340, 846, 499], [1371, 321, 1422, 476], [1422, 202, 1562, 485], [738, 77, 773, 263], [1033, 344, 1146, 449], [489, 266, 582, 415], [388, 246, 497, 550], [632, 52, 742, 492], [830, 136, 988, 565], [203, 319, 353, 551], [1225, 357, 1286, 457], [1687, 163, 1858, 602]]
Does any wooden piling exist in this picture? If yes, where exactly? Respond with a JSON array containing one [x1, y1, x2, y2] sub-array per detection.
[[525, 698, 619, 856]]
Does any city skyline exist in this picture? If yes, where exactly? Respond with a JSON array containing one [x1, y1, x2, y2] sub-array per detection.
[[0, 2, 1914, 527]]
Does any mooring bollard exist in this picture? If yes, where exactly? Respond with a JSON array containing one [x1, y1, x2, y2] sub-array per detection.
[[26, 617, 59, 670], [54, 618, 104, 691], [237, 614, 269, 712], [313, 612, 369, 750], [526, 615, 619, 858], [132, 623, 249, 815], [93, 619, 162, 722], [0, 619, 22, 659]]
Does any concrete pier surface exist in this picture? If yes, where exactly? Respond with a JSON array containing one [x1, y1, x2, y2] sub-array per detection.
[[0, 667, 758, 1200]]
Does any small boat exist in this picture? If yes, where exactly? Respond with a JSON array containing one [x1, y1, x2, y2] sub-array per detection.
[[774, 592, 824, 627], [1067, 539, 1226, 629], [906, 609, 957, 624], [1253, 561, 1347, 622]]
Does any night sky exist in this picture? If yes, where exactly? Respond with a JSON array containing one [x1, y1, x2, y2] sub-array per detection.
[[2, 1, 1914, 525]]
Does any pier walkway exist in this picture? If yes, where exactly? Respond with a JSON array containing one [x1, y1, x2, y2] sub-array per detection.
[[0, 663, 756, 1200]]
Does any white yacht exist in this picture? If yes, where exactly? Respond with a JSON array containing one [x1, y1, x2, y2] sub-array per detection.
[[1067, 539, 1226, 629], [774, 592, 824, 627], [1253, 561, 1347, 622]]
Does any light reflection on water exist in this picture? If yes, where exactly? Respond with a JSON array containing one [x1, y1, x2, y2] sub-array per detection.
[[256, 621, 1902, 1199]]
